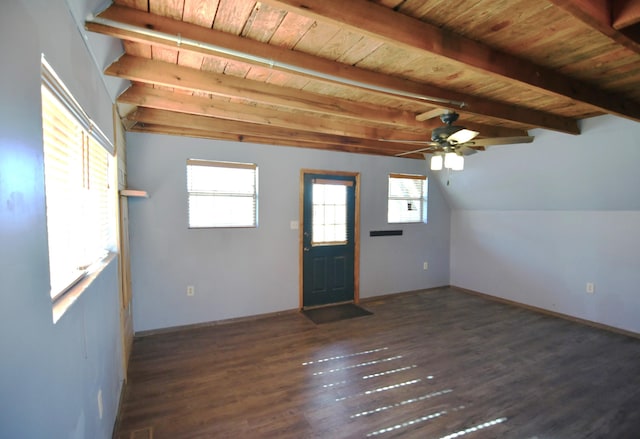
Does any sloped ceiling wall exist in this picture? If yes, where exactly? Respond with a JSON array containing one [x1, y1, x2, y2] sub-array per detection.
[[444, 114, 640, 334], [431, 115, 640, 211]]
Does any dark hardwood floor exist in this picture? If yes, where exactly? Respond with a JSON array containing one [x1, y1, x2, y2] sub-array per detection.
[[115, 288, 640, 438]]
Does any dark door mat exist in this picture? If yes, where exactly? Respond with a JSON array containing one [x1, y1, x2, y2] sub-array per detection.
[[303, 303, 373, 324]]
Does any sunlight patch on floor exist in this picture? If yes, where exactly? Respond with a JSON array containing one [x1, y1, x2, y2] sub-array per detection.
[[302, 347, 389, 365], [438, 417, 508, 439], [362, 365, 417, 379], [366, 409, 450, 437], [336, 376, 433, 401], [350, 388, 453, 418], [312, 355, 403, 375]]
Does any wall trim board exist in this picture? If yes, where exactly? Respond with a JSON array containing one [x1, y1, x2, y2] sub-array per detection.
[[135, 285, 638, 340], [360, 285, 449, 304], [134, 308, 300, 338], [134, 287, 449, 338], [452, 285, 640, 340], [111, 379, 127, 439]]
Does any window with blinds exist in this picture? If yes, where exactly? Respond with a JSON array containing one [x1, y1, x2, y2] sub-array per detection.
[[388, 173, 427, 224], [41, 56, 115, 301], [187, 159, 258, 228]]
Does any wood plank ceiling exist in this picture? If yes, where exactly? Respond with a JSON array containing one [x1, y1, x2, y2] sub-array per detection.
[[86, 0, 640, 158]]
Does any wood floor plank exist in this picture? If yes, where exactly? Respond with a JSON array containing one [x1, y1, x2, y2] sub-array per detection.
[[115, 288, 640, 438]]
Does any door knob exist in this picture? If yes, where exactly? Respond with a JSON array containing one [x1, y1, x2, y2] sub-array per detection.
[[304, 247, 310, 252]]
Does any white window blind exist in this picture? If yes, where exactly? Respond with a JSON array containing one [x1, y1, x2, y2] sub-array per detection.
[[187, 159, 258, 228], [41, 56, 115, 300], [388, 173, 427, 224]]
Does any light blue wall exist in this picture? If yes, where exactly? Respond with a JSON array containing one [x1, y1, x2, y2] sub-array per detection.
[[0, 1, 123, 438], [126, 133, 451, 332], [436, 115, 640, 210], [445, 115, 640, 333]]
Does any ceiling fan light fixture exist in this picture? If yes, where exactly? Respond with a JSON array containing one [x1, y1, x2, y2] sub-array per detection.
[[444, 152, 458, 169], [430, 154, 443, 170], [442, 151, 464, 171], [451, 154, 464, 171], [432, 125, 463, 143]]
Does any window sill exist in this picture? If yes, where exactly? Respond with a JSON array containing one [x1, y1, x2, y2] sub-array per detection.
[[52, 252, 117, 324]]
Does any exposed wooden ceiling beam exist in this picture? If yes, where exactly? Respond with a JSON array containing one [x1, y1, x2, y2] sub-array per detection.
[[119, 85, 422, 140], [413, 109, 529, 137], [87, 4, 579, 134], [548, 0, 640, 53], [107, 56, 426, 129], [129, 123, 414, 157], [119, 85, 529, 140], [613, 0, 640, 29], [263, 0, 640, 122], [127, 108, 426, 154], [127, 108, 529, 158]]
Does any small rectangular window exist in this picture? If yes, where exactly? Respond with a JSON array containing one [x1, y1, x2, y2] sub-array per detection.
[[187, 159, 258, 228], [41, 55, 115, 303], [388, 173, 427, 224]]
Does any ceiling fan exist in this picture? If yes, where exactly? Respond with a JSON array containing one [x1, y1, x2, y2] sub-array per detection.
[[388, 111, 534, 170]]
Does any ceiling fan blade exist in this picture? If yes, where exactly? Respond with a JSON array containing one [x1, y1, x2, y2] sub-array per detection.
[[469, 136, 534, 146], [415, 108, 446, 122], [457, 145, 478, 156], [448, 128, 479, 145], [395, 145, 440, 157]]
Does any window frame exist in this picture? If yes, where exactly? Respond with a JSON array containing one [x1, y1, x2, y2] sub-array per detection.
[[387, 173, 428, 224], [41, 55, 116, 321], [186, 159, 259, 229]]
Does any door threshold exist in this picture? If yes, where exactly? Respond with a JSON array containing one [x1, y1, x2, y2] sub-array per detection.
[[302, 300, 355, 311]]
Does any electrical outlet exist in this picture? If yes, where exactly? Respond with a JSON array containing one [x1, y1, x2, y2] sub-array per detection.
[[586, 282, 595, 294], [423, 261, 428, 270], [187, 285, 195, 296], [97, 389, 103, 420]]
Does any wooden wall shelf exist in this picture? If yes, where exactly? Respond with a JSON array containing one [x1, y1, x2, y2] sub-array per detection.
[[120, 189, 148, 198]]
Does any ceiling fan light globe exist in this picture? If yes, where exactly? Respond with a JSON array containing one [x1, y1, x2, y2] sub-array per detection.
[[444, 152, 457, 168], [451, 154, 465, 171], [430, 155, 443, 170]]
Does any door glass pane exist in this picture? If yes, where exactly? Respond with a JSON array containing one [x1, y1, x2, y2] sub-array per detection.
[[312, 183, 347, 244]]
